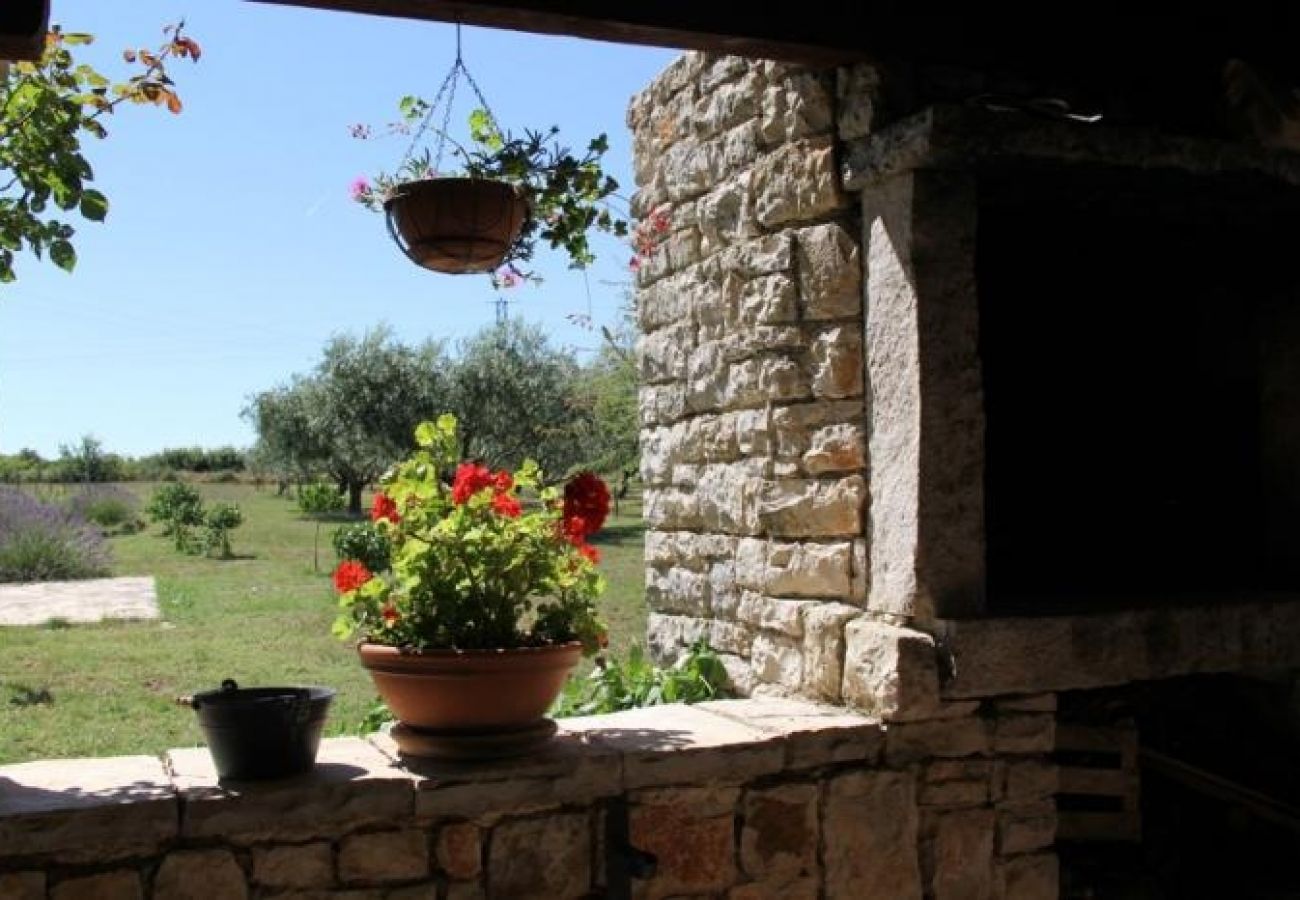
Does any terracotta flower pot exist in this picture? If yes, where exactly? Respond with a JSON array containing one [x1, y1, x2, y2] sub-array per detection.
[[383, 177, 528, 275], [357, 641, 581, 732]]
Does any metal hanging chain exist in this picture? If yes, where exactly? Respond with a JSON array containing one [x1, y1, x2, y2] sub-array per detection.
[[398, 23, 502, 173]]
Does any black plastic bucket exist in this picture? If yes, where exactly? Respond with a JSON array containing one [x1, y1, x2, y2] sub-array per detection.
[[190, 679, 336, 780]]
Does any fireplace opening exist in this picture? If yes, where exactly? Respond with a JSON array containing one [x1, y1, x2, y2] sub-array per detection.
[[977, 165, 1300, 614], [1057, 673, 1300, 899]]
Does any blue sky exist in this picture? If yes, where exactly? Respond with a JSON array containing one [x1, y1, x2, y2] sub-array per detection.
[[0, 1, 676, 457]]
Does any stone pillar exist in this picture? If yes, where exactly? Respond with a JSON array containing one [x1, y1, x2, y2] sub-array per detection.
[[862, 171, 985, 620]]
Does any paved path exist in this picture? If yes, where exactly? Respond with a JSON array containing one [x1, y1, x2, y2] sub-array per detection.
[[0, 576, 159, 626]]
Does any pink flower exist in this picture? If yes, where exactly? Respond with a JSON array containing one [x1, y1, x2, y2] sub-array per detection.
[[349, 177, 370, 202], [495, 267, 521, 289], [628, 255, 641, 271]]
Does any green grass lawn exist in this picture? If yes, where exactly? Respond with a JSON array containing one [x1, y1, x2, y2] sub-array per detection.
[[0, 482, 645, 764]]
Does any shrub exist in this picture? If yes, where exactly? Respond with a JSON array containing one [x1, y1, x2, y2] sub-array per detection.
[[203, 503, 243, 558], [332, 522, 392, 573], [145, 482, 206, 551], [0, 488, 110, 583], [66, 485, 137, 532], [552, 641, 729, 717]]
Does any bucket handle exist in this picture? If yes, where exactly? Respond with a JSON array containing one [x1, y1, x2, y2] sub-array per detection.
[[184, 678, 238, 711]]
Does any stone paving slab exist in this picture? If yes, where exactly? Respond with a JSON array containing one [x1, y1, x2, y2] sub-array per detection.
[[0, 576, 157, 626]]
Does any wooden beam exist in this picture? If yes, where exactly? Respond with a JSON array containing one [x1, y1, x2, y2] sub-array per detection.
[[247, 0, 870, 66], [0, 0, 48, 62]]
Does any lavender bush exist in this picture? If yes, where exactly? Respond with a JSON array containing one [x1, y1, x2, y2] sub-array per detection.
[[0, 488, 111, 583]]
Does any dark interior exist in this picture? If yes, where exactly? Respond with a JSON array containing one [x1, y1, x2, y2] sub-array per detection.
[[977, 165, 1300, 613]]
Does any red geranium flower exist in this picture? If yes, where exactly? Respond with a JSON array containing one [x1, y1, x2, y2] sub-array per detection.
[[333, 560, 372, 594], [492, 470, 513, 493], [381, 603, 400, 625], [452, 462, 493, 505], [578, 542, 601, 564], [491, 491, 522, 518], [371, 492, 400, 524], [563, 471, 610, 538]]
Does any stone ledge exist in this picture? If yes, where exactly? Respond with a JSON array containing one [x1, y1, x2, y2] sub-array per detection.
[[0, 702, 884, 857], [936, 598, 1300, 698], [841, 103, 1300, 192]]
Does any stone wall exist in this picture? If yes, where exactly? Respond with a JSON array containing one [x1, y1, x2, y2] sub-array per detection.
[[631, 52, 880, 703], [0, 698, 1057, 900]]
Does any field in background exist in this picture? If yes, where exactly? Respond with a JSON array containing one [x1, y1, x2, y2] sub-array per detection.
[[0, 482, 646, 763]]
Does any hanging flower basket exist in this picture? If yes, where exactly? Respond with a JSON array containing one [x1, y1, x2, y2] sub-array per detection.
[[0, 0, 49, 61], [384, 177, 528, 274]]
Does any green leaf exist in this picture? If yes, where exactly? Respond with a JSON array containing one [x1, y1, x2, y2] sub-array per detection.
[[49, 240, 76, 273], [79, 189, 108, 222]]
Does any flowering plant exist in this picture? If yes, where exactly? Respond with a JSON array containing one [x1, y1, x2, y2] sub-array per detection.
[[331, 413, 610, 653], [351, 105, 627, 286]]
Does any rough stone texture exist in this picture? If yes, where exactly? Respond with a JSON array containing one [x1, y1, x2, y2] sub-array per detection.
[[697, 697, 883, 769], [0, 754, 176, 863], [927, 809, 995, 900], [740, 783, 819, 885], [998, 800, 1057, 855], [488, 813, 590, 899], [168, 738, 411, 844], [631, 793, 737, 897], [938, 600, 1300, 698], [997, 852, 1060, 900], [435, 822, 482, 881], [49, 870, 142, 900], [863, 171, 984, 620], [338, 829, 428, 885], [824, 770, 922, 899], [153, 849, 247, 900], [993, 715, 1056, 754], [0, 872, 45, 900], [801, 603, 862, 701], [252, 842, 334, 889], [842, 619, 941, 721], [885, 717, 989, 766], [752, 137, 845, 227], [756, 475, 865, 538]]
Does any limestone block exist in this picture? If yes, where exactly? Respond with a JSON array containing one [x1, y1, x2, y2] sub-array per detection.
[[766, 541, 853, 597], [801, 602, 863, 702], [928, 809, 994, 900], [655, 52, 708, 102], [642, 488, 702, 531], [435, 822, 482, 881], [50, 870, 142, 900], [836, 64, 880, 141], [740, 783, 820, 884], [563, 703, 784, 789], [720, 234, 794, 278], [752, 355, 809, 404], [338, 829, 429, 885], [727, 879, 818, 900], [631, 794, 738, 898], [645, 565, 711, 616], [638, 271, 697, 332], [0, 873, 44, 900], [646, 613, 711, 663], [639, 426, 673, 486], [723, 326, 805, 362], [488, 813, 590, 899], [719, 120, 763, 176], [810, 325, 865, 399], [732, 407, 772, 457], [642, 228, 703, 282], [697, 463, 761, 534], [757, 475, 865, 538], [737, 594, 810, 637], [637, 321, 693, 385], [851, 538, 869, 601], [996, 853, 1059, 900], [700, 55, 753, 93], [752, 137, 845, 227], [387, 885, 438, 900], [168, 738, 413, 845], [803, 422, 866, 474], [710, 619, 757, 657], [661, 138, 720, 201], [700, 696, 884, 769], [697, 174, 758, 257], [445, 882, 487, 900], [0, 754, 176, 864], [751, 631, 804, 689], [996, 694, 1058, 714], [685, 340, 728, 411], [997, 800, 1056, 855], [759, 71, 834, 147], [738, 274, 799, 326], [710, 561, 741, 618], [696, 277, 741, 337], [252, 842, 334, 889], [734, 538, 767, 590], [926, 760, 994, 783], [919, 779, 988, 808], [993, 715, 1056, 755], [639, 383, 686, 427], [842, 619, 940, 721], [154, 849, 247, 900], [695, 72, 761, 139], [823, 770, 921, 899], [885, 717, 990, 766], [719, 651, 758, 696], [1004, 761, 1059, 801], [795, 223, 862, 321]]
